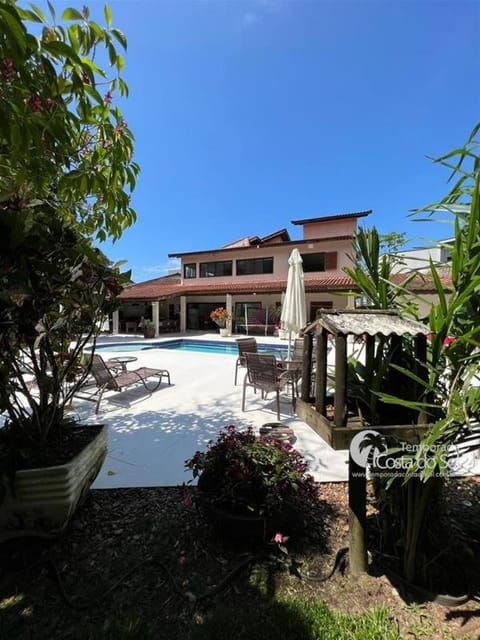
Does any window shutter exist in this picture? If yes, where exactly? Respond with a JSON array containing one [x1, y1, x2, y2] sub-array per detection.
[[324, 252, 337, 270]]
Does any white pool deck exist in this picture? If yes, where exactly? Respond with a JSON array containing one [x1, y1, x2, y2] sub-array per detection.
[[68, 332, 350, 489], [67, 332, 479, 489]]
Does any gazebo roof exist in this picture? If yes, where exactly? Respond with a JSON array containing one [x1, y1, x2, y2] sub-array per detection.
[[304, 309, 430, 338]]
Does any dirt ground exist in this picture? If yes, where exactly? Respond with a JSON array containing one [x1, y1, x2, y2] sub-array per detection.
[[1, 479, 480, 639]]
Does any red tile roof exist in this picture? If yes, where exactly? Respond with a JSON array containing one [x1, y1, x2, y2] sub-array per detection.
[[119, 272, 357, 301], [119, 268, 453, 301]]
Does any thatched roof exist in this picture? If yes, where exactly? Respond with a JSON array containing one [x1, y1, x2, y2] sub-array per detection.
[[304, 309, 430, 337]]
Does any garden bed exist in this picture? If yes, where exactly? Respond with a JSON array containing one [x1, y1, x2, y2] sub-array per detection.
[[1, 480, 480, 639]]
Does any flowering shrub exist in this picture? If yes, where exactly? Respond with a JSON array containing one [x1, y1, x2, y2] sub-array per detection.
[[209, 307, 231, 328], [185, 425, 317, 520]]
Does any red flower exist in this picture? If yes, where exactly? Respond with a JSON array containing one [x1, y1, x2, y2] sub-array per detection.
[[28, 94, 42, 113], [1, 57, 16, 80]]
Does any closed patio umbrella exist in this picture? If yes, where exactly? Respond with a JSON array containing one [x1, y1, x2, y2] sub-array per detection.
[[281, 248, 306, 359]]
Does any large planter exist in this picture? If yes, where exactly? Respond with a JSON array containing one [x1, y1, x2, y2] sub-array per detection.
[[0, 424, 108, 534]]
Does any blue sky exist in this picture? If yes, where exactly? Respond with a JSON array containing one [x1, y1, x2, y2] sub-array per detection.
[[91, 0, 479, 282]]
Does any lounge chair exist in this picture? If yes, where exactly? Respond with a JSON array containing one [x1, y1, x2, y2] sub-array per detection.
[[83, 354, 171, 413], [234, 337, 258, 385], [241, 352, 295, 420]]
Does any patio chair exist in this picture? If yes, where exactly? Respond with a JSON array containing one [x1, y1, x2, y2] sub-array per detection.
[[84, 354, 171, 413], [292, 337, 304, 361], [234, 337, 258, 385], [241, 353, 295, 420]]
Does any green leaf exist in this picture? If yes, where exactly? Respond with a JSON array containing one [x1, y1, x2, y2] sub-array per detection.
[[47, 0, 56, 21], [29, 3, 48, 23], [61, 8, 83, 21], [104, 4, 112, 26], [0, 7, 28, 53], [111, 27, 127, 49], [17, 8, 43, 23], [107, 41, 117, 66]]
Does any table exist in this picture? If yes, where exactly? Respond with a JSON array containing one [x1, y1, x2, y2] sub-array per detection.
[[109, 356, 138, 372], [277, 358, 302, 395]]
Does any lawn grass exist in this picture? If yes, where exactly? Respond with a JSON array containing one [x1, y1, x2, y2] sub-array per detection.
[[191, 597, 400, 640]]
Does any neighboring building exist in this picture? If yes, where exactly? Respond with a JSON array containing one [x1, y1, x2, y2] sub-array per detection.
[[391, 239, 453, 272], [353, 240, 454, 315], [115, 211, 371, 335]]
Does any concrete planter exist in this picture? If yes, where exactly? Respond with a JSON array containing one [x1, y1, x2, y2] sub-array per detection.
[[0, 425, 107, 534]]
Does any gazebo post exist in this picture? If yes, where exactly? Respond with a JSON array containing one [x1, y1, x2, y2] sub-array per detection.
[[301, 332, 313, 402], [315, 329, 328, 414], [348, 452, 368, 575], [334, 332, 347, 427]]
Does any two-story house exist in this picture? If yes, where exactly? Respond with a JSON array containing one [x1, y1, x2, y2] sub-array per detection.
[[115, 211, 370, 335]]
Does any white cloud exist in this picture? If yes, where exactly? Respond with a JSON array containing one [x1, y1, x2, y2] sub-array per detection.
[[135, 258, 181, 277]]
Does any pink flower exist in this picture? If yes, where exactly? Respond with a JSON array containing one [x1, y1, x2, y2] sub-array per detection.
[[28, 94, 42, 113], [2, 57, 15, 80], [273, 532, 289, 544], [104, 90, 112, 105], [183, 494, 193, 508]]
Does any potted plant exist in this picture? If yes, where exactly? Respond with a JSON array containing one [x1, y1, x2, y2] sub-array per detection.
[[209, 307, 231, 336], [0, 208, 129, 532], [0, 4, 137, 533], [142, 319, 156, 339], [185, 425, 318, 541]]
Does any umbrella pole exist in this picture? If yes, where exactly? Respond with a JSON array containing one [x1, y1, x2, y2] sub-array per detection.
[[287, 331, 292, 359]]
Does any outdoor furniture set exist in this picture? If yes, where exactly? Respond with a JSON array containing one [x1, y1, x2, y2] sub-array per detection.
[[79, 354, 171, 413], [236, 337, 303, 420]]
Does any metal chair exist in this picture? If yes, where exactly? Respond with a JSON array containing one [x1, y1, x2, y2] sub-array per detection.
[[81, 354, 171, 413], [234, 337, 258, 385], [241, 352, 295, 420]]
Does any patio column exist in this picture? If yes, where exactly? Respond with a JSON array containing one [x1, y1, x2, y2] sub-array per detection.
[[226, 293, 233, 336], [180, 295, 186, 333], [152, 301, 160, 337], [112, 310, 119, 335]]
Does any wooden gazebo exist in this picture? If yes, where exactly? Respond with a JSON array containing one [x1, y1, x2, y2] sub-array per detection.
[[296, 309, 432, 573]]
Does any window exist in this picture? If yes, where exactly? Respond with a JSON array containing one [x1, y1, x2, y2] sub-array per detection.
[[184, 263, 196, 279], [199, 260, 232, 277], [236, 257, 273, 276], [301, 252, 337, 272]]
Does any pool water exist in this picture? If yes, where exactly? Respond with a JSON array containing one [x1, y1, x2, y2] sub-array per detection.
[[95, 339, 288, 357]]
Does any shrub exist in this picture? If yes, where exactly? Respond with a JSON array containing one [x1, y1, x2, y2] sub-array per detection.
[[185, 426, 317, 522]]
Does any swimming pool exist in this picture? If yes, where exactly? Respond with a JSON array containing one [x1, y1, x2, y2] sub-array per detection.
[[94, 339, 288, 357]]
